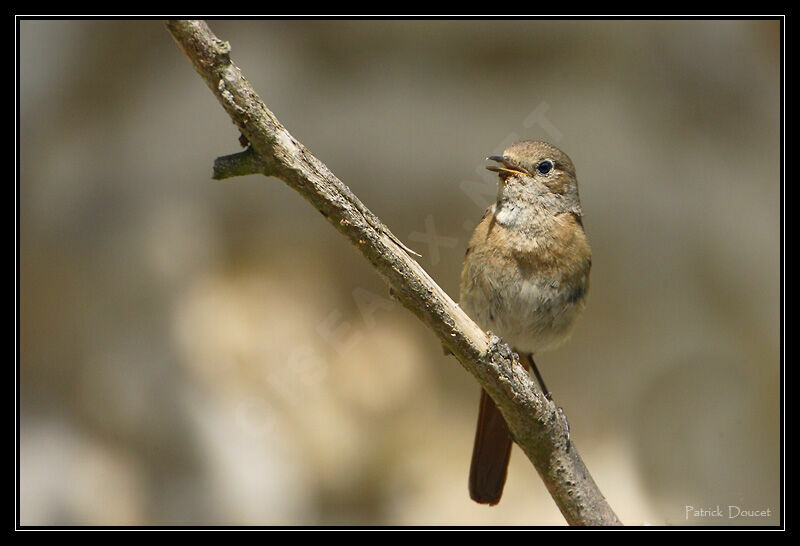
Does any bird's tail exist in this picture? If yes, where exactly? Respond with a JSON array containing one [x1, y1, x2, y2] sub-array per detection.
[[468, 388, 513, 505]]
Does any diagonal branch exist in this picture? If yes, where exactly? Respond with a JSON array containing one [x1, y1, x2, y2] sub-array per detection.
[[165, 19, 622, 526]]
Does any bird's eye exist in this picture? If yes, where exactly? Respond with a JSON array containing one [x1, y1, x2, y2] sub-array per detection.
[[536, 160, 553, 175]]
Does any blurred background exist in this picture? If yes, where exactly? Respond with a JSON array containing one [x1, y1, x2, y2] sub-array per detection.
[[19, 19, 781, 526]]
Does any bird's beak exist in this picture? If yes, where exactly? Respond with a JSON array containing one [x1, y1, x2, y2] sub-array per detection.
[[486, 155, 530, 176]]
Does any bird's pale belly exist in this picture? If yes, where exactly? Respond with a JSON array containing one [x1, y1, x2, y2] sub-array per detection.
[[460, 255, 589, 354]]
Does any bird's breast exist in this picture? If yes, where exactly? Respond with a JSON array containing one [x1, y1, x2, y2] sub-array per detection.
[[459, 210, 591, 354]]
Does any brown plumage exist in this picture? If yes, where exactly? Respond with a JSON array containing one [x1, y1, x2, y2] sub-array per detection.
[[460, 141, 591, 505]]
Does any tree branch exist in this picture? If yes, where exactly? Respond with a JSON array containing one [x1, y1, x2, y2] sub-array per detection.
[[165, 19, 622, 526], [213, 148, 263, 180]]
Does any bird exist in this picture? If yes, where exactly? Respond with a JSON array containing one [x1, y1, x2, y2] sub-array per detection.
[[459, 140, 592, 505]]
